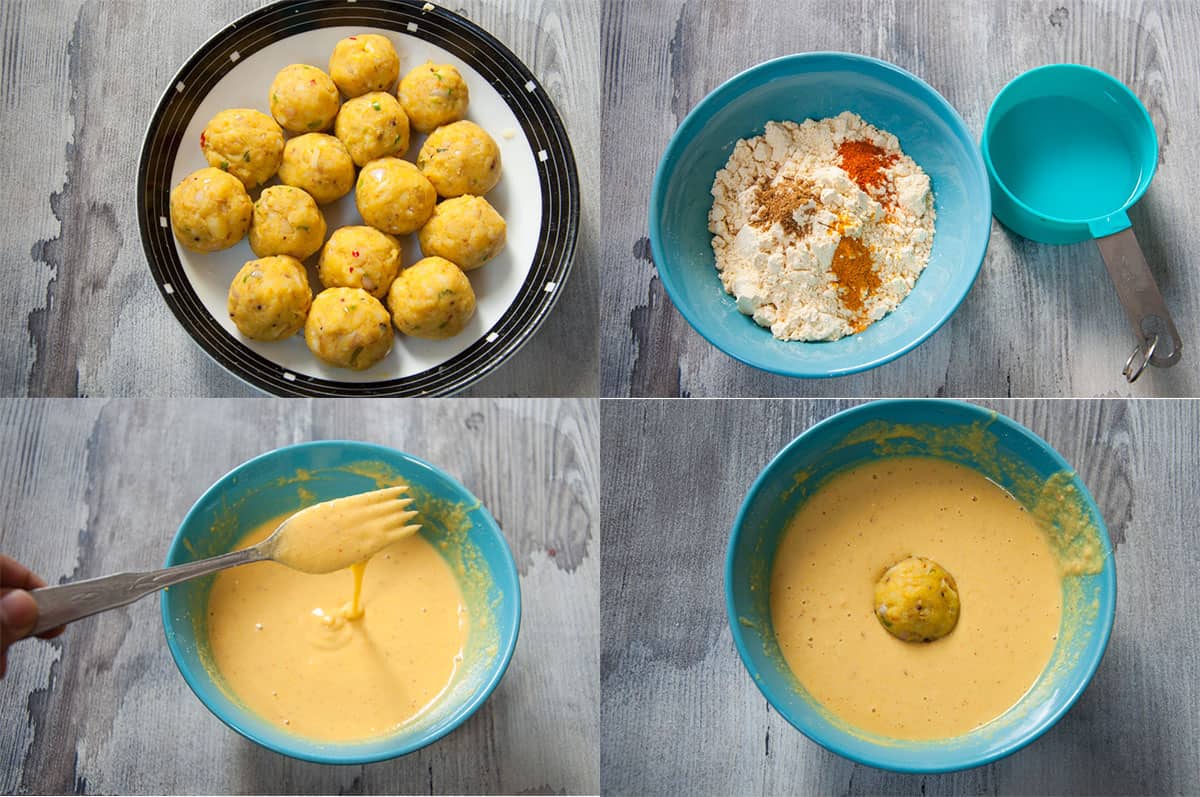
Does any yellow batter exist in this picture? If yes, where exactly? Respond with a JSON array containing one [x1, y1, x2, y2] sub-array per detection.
[[266, 486, 418, 574], [207, 514, 468, 742], [770, 457, 1062, 740]]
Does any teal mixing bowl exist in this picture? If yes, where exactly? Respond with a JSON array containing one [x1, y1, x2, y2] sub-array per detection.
[[161, 441, 521, 764], [649, 53, 991, 378], [726, 400, 1116, 772]]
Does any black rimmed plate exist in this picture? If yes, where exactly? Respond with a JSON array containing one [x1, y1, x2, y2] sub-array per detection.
[[139, 0, 579, 396]]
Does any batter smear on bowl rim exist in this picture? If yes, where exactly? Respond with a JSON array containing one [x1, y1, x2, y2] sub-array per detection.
[[708, 111, 936, 340]]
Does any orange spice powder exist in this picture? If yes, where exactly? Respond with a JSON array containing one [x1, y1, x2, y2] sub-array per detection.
[[837, 140, 897, 194], [830, 236, 880, 330]]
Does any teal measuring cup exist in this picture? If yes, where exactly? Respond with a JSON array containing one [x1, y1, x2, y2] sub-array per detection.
[[983, 64, 1181, 381]]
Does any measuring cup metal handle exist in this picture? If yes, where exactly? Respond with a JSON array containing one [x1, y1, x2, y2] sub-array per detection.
[[1094, 227, 1182, 377]]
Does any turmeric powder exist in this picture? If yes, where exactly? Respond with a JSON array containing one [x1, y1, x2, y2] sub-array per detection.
[[830, 236, 879, 329]]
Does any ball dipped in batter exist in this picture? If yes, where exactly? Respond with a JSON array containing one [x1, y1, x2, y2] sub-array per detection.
[[387, 256, 476, 339], [417, 120, 501, 198], [269, 64, 341, 133], [397, 61, 469, 133], [318, 225, 401, 299], [304, 287, 394, 370], [170, 167, 253, 252], [355, 157, 436, 235], [334, 91, 410, 166], [329, 34, 399, 98], [874, 556, 960, 643], [200, 109, 284, 189], [227, 255, 312, 341], [278, 133, 356, 205], [418, 195, 506, 271], [249, 186, 327, 260]]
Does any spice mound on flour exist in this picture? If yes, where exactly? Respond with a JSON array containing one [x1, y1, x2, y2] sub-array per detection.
[[708, 111, 935, 341]]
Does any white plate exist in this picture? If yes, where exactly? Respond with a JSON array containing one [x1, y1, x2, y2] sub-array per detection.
[[139, 0, 579, 396]]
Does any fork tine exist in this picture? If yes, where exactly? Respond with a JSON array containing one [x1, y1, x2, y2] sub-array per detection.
[[360, 485, 408, 503], [351, 500, 417, 526], [383, 511, 420, 528], [387, 523, 422, 539], [383, 512, 420, 529], [368, 495, 413, 512]]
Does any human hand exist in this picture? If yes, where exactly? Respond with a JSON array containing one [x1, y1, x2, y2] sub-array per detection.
[[1, 556, 64, 678]]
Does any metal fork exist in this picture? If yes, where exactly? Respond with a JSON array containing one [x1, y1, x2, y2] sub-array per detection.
[[28, 486, 419, 636]]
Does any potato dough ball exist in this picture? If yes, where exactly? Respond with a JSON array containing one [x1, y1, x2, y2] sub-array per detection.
[[397, 61, 469, 133], [355, 157, 436, 235], [334, 91, 410, 166], [418, 195, 506, 271], [227, 256, 312, 341], [319, 226, 402, 299], [329, 34, 400, 98], [417, 121, 501, 198], [249, 186, 327, 260], [387, 256, 476, 339], [278, 133, 356, 205], [170, 167, 252, 252], [269, 64, 341, 133], [304, 287, 393, 370], [200, 109, 284, 189], [874, 556, 960, 643]]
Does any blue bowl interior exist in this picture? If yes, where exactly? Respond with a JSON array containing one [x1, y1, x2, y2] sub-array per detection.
[[726, 400, 1116, 773], [984, 64, 1157, 228], [650, 53, 992, 378], [161, 440, 521, 764]]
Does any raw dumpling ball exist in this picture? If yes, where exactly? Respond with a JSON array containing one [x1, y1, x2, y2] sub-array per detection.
[[278, 133, 356, 205], [329, 34, 400, 98], [417, 120, 501, 198], [397, 61, 469, 133], [318, 225, 401, 299], [387, 256, 476, 339], [200, 109, 284, 188], [418, 195, 506, 271], [249, 186, 327, 260], [268, 64, 341, 133], [227, 255, 312, 341], [355, 157, 436, 235], [304, 287, 393, 370], [874, 556, 961, 643], [170, 167, 252, 252], [334, 91, 410, 166]]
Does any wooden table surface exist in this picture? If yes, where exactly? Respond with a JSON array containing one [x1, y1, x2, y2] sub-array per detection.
[[601, 398, 1200, 795], [0, 0, 598, 398], [601, 0, 1200, 398], [0, 398, 599, 795]]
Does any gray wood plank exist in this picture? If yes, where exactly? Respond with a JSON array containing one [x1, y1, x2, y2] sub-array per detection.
[[600, 398, 1200, 795], [602, 0, 1200, 397], [1, 0, 598, 398], [0, 397, 599, 795]]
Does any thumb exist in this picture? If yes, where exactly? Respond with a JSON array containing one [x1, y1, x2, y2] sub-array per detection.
[[1, 590, 39, 643]]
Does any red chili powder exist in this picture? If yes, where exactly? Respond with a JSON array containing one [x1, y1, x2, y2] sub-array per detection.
[[837, 140, 897, 193]]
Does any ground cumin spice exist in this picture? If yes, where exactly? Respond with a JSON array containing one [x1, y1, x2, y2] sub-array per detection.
[[838, 139, 897, 196], [830, 235, 880, 329], [750, 176, 815, 238]]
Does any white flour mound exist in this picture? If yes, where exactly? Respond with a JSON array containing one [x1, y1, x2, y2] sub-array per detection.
[[708, 111, 936, 341]]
